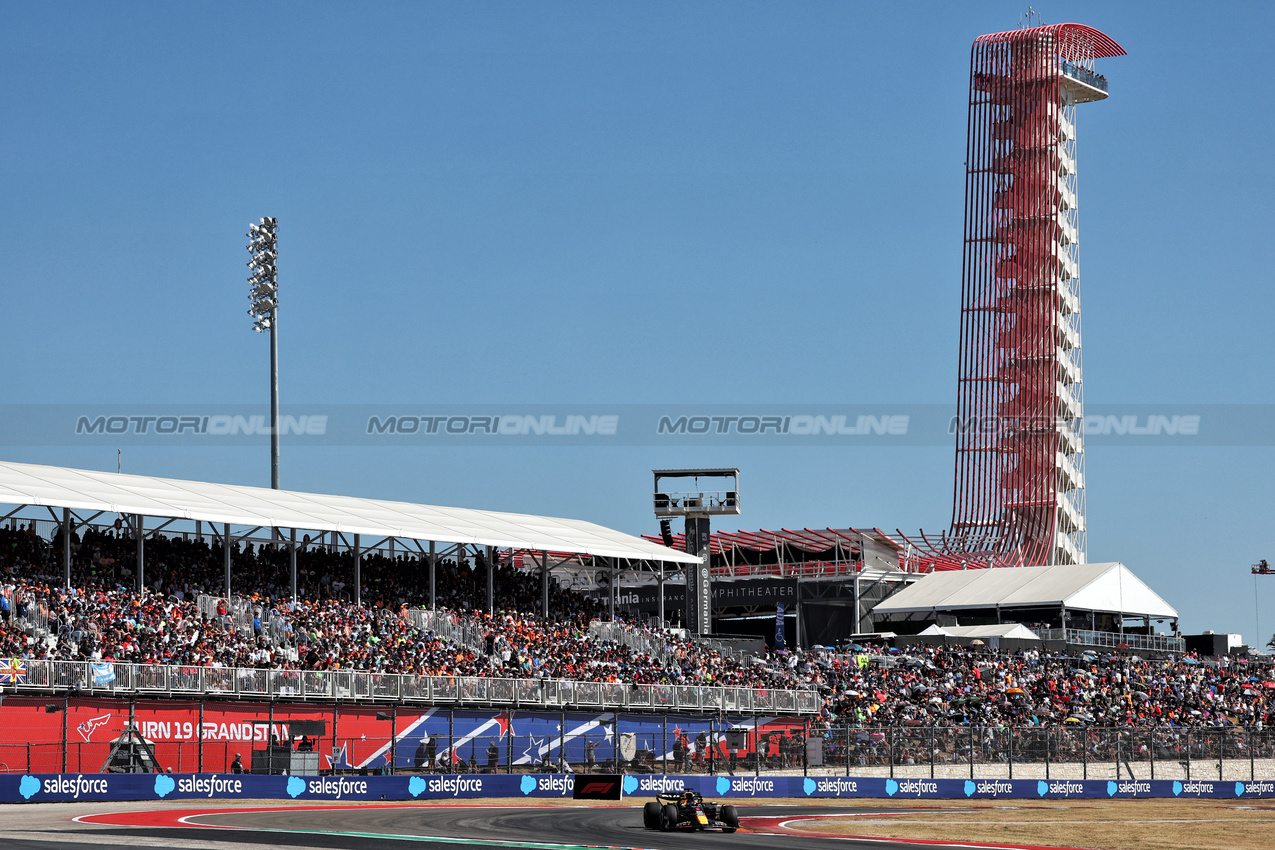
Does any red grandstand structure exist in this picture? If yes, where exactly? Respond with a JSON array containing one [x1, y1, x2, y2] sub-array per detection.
[[908, 23, 1124, 571], [641, 527, 912, 579]]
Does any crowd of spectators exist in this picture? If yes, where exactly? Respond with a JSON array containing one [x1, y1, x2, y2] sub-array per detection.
[[2, 525, 1273, 729]]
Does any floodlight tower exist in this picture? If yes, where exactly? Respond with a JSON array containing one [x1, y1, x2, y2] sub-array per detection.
[[949, 24, 1124, 567], [653, 468, 740, 636], [246, 217, 280, 489]]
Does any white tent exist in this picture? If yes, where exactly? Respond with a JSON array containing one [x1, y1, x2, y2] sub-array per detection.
[[918, 623, 1042, 640], [872, 562, 1177, 620], [0, 460, 699, 564]]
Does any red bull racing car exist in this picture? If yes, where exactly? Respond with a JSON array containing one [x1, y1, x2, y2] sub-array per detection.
[[642, 791, 739, 833]]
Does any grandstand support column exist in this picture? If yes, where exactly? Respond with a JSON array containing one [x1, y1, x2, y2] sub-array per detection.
[[289, 528, 297, 604], [853, 572, 863, 634], [608, 558, 616, 622], [429, 540, 437, 612], [657, 561, 665, 628], [354, 534, 362, 607], [135, 514, 145, 594], [223, 523, 232, 598], [794, 582, 803, 649], [540, 550, 549, 619], [62, 507, 71, 589], [486, 544, 494, 617]]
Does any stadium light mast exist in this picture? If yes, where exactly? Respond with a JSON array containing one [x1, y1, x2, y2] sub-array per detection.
[[246, 217, 280, 489]]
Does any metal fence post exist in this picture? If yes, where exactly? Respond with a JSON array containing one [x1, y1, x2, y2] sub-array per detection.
[[506, 710, 514, 774], [802, 718, 808, 778], [1045, 728, 1050, 781], [1082, 727, 1086, 780], [969, 726, 975, 779], [198, 698, 205, 774], [1186, 730, 1191, 780], [929, 728, 935, 780], [1218, 730, 1224, 781], [332, 703, 340, 775], [1008, 727, 1014, 780], [448, 708, 455, 774], [61, 693, 68, 773], [1251, 729, 1255, 781], [845, 725, 851, 777], [663, 713, 669, 775], [744, 713, 754, 779], [888, 726, 894, 779]]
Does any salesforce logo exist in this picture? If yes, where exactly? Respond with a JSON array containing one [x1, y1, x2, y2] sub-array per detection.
[[19, 775, 40, 800], [520, 775, 537, 795], [803, 777, 858, 797], [287, 776, 306, 798], [1038, 781, 1083, 798], [409, 776, 428, 797], [154, 775, 176, 798]]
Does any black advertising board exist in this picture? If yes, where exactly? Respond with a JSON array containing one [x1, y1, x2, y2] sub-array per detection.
[[616, 578, 797, 614], [572, 774, 623, 800]]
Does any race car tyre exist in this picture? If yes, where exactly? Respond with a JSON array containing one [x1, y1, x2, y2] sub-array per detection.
[[721, 804, 739, 833], [643, 802, 662, 830], [660, 803, 680, 832]]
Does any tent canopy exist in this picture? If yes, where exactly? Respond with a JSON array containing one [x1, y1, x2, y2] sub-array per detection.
[[918, 623, 1042, 640], [0, 460, 699, 565], [872, 562, 1177, 620]]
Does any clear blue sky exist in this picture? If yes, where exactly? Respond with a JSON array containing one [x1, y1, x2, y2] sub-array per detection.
[[1, 3, 1271, 636]]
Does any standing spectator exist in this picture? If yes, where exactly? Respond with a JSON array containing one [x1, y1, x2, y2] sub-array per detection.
[[487, 740, 500, 771]]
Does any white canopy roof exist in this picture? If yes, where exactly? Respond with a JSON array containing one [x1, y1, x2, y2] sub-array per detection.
[[873, 562, 1178, 620], [0, 460, 699, 565], [918, 623, 1042, 640]]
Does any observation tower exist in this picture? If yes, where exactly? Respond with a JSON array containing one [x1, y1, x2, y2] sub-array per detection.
[[916, 23, 1124, 570]]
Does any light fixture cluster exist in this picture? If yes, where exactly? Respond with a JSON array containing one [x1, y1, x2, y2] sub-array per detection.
[[246, 216, 278, 332]]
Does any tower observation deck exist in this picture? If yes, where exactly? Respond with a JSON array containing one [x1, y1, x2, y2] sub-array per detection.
[[917, 24, 1124, 570]]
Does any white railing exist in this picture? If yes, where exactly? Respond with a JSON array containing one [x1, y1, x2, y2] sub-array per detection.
[[588, 620, 673, 664], [1037, 628, 1186, 654], [406, 609, 486, 654], [2, 584, 50, 637], [3, 659, 819, 714]]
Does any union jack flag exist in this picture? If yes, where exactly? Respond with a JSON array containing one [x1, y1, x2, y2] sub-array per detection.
[[0, 658, 26, 684]]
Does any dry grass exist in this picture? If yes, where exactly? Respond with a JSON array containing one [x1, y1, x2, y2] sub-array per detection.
[[782, 798, 1275, 850]]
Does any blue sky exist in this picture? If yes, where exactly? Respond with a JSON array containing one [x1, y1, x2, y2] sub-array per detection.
[[1, 3, 1271, 636]]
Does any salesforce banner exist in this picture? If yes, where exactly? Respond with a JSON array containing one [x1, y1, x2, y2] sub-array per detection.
[[3, 773, 1273, 804]]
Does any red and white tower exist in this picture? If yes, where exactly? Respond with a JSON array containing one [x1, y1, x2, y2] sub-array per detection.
[[927, 24, 1124, 569]]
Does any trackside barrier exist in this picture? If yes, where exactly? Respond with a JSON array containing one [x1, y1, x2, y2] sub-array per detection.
[[8, 659, 818, 715], [4, 772, 1274, 804]]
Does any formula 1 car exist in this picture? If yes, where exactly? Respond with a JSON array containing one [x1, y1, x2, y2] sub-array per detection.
[[642, 791, 739, 833]]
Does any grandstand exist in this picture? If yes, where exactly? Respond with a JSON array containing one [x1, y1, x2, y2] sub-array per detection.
[[2, 468, 1273, 782]]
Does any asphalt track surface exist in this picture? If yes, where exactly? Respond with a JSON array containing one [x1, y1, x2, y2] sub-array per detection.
[[0, 802, 1047, 850]]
